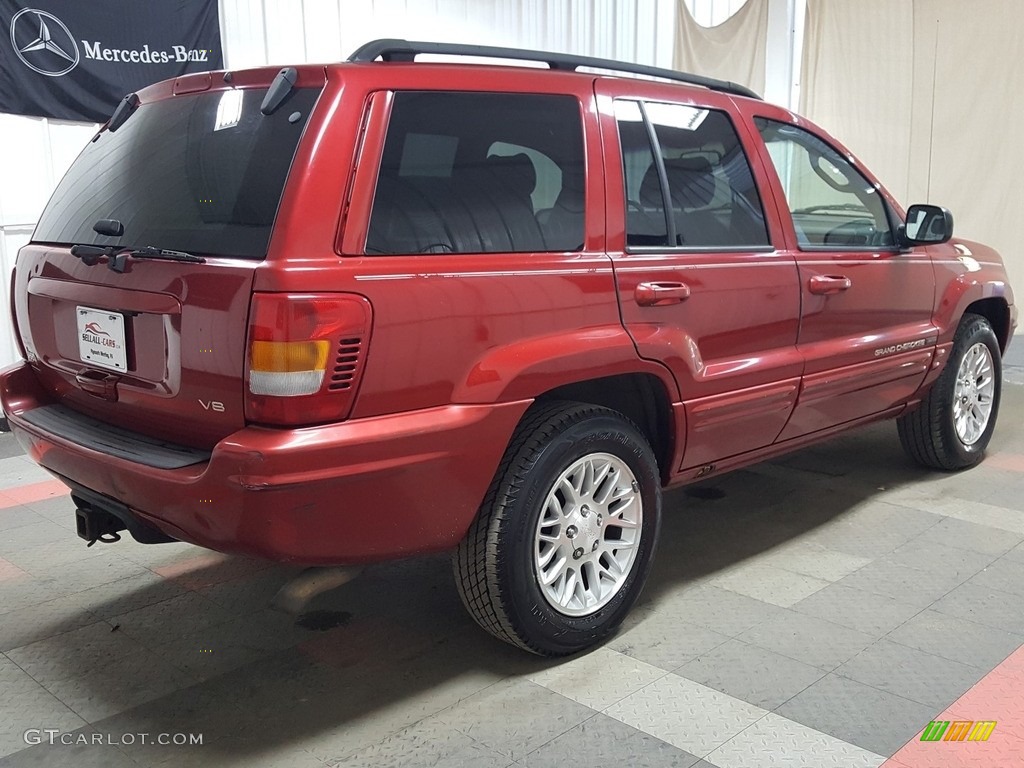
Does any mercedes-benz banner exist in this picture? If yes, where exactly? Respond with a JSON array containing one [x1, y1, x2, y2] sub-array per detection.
[[0, 0, 223, 122]]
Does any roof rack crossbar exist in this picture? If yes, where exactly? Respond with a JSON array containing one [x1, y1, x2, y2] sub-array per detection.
[[346, 38, 762, 100]]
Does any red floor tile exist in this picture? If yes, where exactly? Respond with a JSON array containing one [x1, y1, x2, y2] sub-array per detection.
[[984, 452, 1024, 473], [884, 644, 1024, 767], [0, 556, 28, 582], [0, 479, 69, 508], [887, 730, 1024, 767]]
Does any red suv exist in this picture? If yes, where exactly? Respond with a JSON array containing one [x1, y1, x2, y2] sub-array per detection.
[[2, 40, 1016, 655]]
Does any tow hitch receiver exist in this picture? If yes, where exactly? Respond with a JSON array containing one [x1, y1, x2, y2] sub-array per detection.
[[68, 488, 176, 545], [75, 504, 126, 546]]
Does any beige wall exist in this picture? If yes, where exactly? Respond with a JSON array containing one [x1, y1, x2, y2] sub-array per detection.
[[801, 0, 1022, 295]]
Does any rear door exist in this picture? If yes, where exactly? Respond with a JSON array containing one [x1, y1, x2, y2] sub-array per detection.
[[336, 75, 629, 420], [14, 73, 324, 448], [746, 107, 937, 439], [596, 80, 802, 471]]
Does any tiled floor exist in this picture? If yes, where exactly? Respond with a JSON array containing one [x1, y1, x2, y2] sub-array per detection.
[[1, 342, 1022, 767]]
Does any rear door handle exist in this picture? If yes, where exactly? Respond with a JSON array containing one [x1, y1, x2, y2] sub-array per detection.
[[808, 275, 852, 295], [635, 281, 691, 306]]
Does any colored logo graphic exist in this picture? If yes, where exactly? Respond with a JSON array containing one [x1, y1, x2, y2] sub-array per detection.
[[921, 720, 997, 742], [9, 9, 80, 77], [83, 322, 110, 337]]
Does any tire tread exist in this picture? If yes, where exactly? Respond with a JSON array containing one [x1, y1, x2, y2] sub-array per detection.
[[897, 313, 997, 470], [453, 401, 628, 654]]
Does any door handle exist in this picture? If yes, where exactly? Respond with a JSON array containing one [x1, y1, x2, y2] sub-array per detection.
[[635, 281, 691, 306], [808, 275, 852, 295]]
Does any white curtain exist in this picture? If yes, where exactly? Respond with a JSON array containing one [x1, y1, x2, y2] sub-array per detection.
[[675, 0, 769, 96], [800, 0, 915, 200], [801, 0, 1023, 287]]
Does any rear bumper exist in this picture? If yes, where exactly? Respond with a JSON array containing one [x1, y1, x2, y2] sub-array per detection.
[[0, 363, 529, 564]]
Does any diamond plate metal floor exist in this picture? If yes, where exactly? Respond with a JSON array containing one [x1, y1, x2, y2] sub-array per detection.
[[0, 364, 1022, 767]]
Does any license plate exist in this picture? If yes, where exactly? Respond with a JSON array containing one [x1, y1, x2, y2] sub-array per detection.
[[77, 307, 127, 372]]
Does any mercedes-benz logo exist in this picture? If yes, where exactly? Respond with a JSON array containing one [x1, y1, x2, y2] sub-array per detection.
[[10, 8, 79, 77]]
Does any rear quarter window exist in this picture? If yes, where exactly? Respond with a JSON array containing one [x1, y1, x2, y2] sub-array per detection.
[[366, 92, 585, 254]]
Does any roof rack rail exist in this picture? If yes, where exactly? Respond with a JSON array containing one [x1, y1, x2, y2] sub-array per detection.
[[346, 38, 762, 101]]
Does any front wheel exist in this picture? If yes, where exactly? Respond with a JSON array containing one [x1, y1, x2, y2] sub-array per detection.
[[453, 401, 661, 656], [897, 313, 1002, 470]]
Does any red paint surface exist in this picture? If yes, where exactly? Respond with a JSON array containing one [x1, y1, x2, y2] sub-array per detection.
[[2, 363, 530, 564]]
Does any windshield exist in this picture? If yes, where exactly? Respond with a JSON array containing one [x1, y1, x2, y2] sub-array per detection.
[[33, 86, 321, 259]]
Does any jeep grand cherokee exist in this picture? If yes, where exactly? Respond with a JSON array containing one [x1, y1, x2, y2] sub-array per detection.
[[1, 39, 1015, 655]]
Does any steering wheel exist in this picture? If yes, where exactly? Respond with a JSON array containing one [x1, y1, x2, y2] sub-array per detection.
[[823, 219, 875, 246]]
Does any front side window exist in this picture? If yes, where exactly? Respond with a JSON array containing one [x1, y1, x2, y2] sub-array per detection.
[[615, 99, 770, 249], [366, 92, 585, 254], [754, 118, 894, 249]]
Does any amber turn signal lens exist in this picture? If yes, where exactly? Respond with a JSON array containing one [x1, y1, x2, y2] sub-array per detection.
[[250, 340, 330, 373]]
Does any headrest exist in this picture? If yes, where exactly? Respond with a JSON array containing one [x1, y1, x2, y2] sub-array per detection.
[[552, 162, 586, 213], [663, 157, 716, 209], [639, 156, 717, 210], [486, 153, 537, 200]]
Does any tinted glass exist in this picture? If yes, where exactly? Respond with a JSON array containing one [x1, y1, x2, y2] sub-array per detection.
[[367, 92, 585, 254], [755, 118, 894, 248], [34, 87, 320, 259], [615, 100, 668, 247], [617, 100, 770, 249]]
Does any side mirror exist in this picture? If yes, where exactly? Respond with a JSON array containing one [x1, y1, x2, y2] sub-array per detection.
[[900, 204, 954, 246]]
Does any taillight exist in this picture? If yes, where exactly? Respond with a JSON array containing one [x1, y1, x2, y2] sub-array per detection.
[[250, 340, 331, 396], [10, 267, 27, 360], [245, 293, 372, 426]]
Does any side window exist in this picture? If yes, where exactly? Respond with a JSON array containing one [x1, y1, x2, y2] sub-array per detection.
[[488, 142, 561, 212], [615, 100, 668, 247], [366, 92, 585, 254], [615, 99, 770, 249], [754, 118, 894, 249]]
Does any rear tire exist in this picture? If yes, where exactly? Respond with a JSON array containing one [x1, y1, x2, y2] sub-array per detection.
[[453, 401, 661, 656], [897, 313, 1002, 470]]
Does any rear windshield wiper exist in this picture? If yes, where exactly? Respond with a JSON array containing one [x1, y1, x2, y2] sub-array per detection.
[[70, 244, 206, 272]]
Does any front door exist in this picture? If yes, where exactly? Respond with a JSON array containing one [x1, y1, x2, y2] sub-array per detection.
[[747, 110, 937, 439], [597, 82, 802, 471]]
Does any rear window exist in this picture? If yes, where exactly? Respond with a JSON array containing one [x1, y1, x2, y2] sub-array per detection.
[[33, 87, 320, 259], [366, 92, 585, 254]]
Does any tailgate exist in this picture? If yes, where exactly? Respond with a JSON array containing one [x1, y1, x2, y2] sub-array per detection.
[[14, 245, 254, 449], [11, 74, 325, 450]]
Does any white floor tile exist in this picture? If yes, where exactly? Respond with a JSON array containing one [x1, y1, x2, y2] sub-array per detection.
[[604, 674, 768, 757], [527, 647, 666, 710]]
